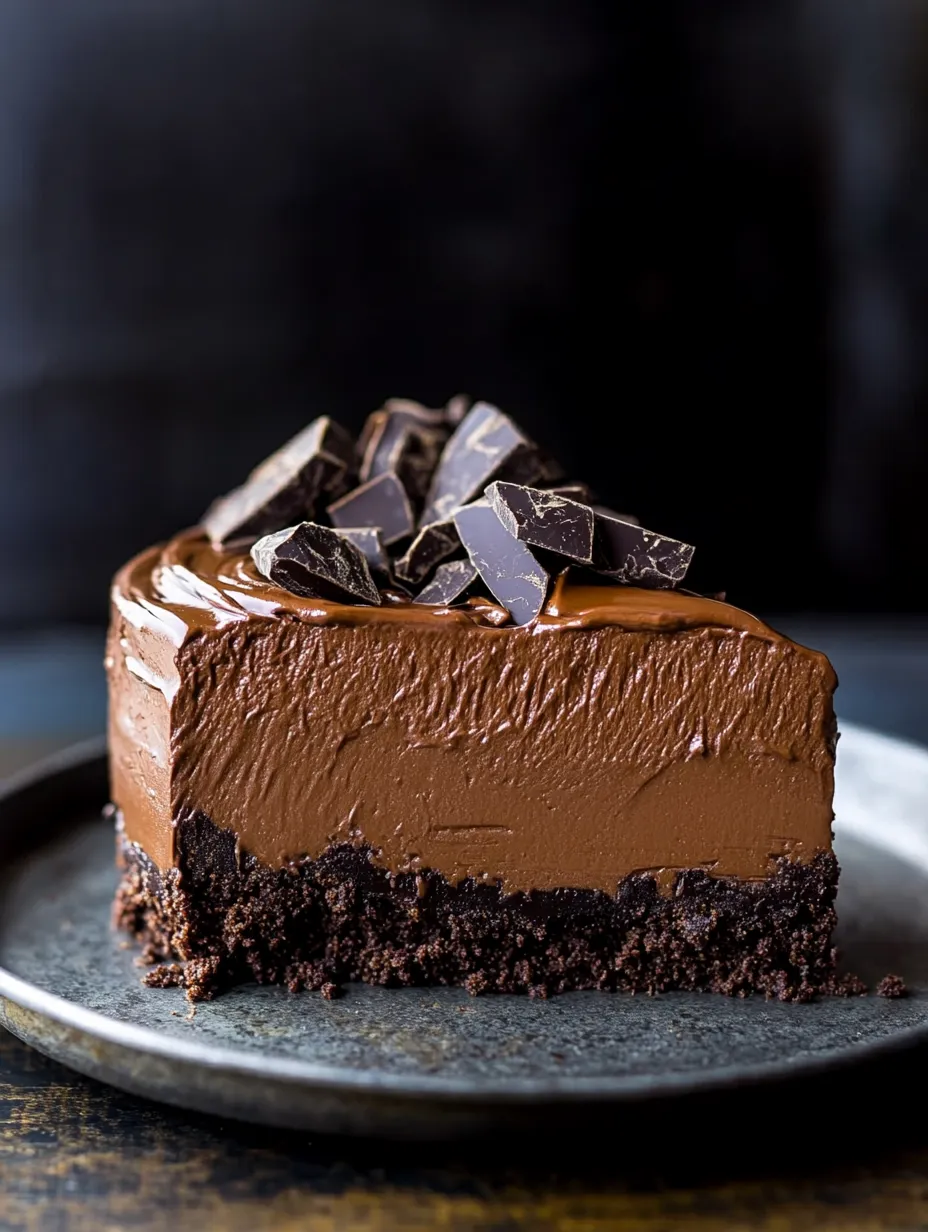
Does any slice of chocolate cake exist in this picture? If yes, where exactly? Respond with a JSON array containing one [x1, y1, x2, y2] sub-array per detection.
[[109, 400, 839, 1001]]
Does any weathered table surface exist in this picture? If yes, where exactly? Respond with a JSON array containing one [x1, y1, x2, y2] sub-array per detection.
[[3, 620, 928, 1231], [5, 1025, 928, 1231]]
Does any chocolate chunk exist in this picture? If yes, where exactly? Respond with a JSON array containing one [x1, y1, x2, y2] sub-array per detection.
[[593, 511, 694, 588], [359, 400, 450, 503], [311, 416, 354, 468], [422, 402, 531, 525], [357, 408, 387, 461], [327, 472, 415, 546], [413, 559, 479, 606], [358, 400, 448, 463], [486, 482, 594, 564], [251, 523, 381, 605], [332, 527, 391, 581], [394, 521, 461, 584], [359, 414, 413, 480], [203, 417, 352, 547], [368, 422, 444, 504], [311, 416, 355, 468], [454, 501, 550, 625]]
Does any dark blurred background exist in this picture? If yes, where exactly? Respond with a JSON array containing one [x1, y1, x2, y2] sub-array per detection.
[[1, 0, 927, 628]]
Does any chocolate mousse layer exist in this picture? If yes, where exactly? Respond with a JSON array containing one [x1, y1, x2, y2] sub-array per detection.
[[109, 530, 839, 999]]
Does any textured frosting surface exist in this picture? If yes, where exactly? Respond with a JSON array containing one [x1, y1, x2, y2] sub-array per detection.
[[107, 531, 837, 893]]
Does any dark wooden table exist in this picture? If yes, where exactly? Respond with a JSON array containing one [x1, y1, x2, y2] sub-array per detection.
[[5, 1027, 928, 1231], [3, 620, 928, 1231]]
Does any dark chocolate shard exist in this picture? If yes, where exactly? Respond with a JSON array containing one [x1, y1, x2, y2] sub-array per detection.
[[413, 559, 479, 606], [327, 472, 415, 546], [332, 526, 391, 581], [486, 482, 594, 564], [359, 414, 413, 481], [357, 408, 388, 462], [394, 520, 461, 584], [311, 416, 355, 468], [251, 523, 381, 605], [202, 417, 351, 547], [359, 400, 450, 503], [358, 400, 448, 463], [453, 501, 550, 626], [422, 402, 530, 525], [593, 511, 694, 588]]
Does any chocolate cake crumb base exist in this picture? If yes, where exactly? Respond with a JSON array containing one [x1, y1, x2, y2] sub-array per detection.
[[113, 808, 841, 1003]]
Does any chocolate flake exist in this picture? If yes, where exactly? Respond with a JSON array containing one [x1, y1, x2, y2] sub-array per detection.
[[487, 481, 594, 564], [454, 501, 550, 626], [413, 559, 479, 606], [422, 402, 530, 525], [394, 521, 461, 585], [252, 523, 381, 605], [327, 472, 416, 546], [593, 510, 694, 588], [202, 417, 351, 547]]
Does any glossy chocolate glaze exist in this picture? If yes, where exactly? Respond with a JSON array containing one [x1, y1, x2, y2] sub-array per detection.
[[107, 531, 837, 893], [120, 529, 787, 638]]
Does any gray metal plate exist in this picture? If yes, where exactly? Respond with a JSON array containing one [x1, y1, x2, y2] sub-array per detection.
[[1, 724, 928, 1137]]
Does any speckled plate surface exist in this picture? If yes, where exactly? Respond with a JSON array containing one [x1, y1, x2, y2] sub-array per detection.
[[1, 724, 928, 1138]]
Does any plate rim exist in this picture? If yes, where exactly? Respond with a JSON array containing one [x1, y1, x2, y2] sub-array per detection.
[[2, 723, 927, 1108]]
